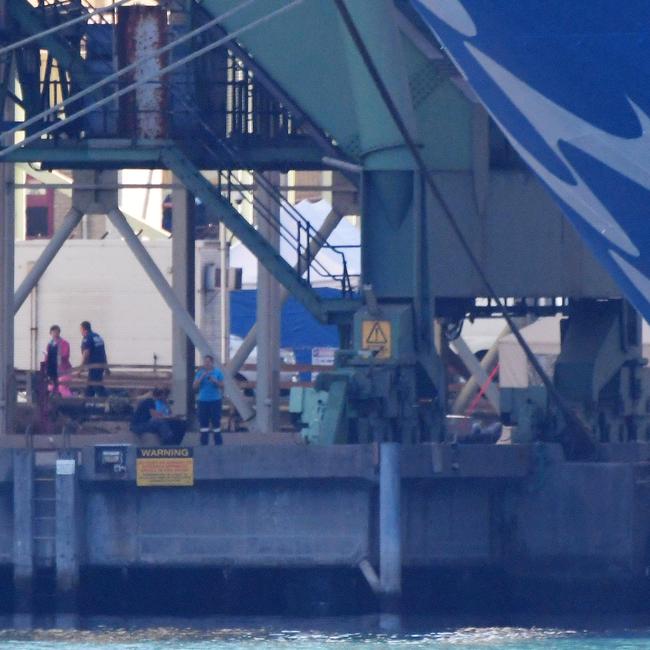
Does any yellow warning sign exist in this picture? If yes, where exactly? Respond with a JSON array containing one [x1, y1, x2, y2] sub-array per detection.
[[136, 447, 194, 487], [362, 320, 392, 359]]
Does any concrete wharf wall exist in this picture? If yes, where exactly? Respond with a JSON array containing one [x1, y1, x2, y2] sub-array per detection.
[[2, 442, 650, 614]]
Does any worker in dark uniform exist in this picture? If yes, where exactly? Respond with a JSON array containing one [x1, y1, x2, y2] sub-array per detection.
[[80, 320, 108, 397]]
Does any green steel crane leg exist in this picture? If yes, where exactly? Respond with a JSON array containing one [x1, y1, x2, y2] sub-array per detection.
[[161, 147, 326, 323]]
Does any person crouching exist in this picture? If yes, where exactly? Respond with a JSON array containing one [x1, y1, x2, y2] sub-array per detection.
[[130, 388, 186, 445]]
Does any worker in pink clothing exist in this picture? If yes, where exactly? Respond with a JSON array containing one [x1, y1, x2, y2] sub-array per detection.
[[44, 325, 72, 397]]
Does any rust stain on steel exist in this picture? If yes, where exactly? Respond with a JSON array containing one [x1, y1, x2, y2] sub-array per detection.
[[117, 5, 168, 139]]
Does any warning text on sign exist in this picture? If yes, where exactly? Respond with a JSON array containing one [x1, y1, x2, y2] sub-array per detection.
[[136, 447, 194, 487]]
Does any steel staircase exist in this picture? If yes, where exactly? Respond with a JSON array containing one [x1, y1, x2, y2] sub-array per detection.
[[162, 146, 328, 321], [7, 0, 359, 315]]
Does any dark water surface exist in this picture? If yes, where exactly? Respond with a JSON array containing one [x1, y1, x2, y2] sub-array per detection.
[[1, 616, 650, 649]]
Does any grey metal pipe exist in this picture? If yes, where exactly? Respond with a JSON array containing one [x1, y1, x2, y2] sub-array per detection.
[[451, 335, 500, 413], [170, 183, 194, 418], [358, 558, 381, 595], [321, 156, 363, 174], [379, 442, 402, 612], [14, 207, 84, 314], [227, 209, 344, 375], [219, 224, 231, 365], [254, 172, 281, 433], [106, 208, 253, 421], [452, 326, 509, 415]]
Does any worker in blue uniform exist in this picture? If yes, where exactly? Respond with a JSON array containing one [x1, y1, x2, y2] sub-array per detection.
[[80, 320, 108, 397], [193, 354, 224, 446]]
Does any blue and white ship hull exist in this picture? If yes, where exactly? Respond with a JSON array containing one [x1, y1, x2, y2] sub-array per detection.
[[412, 0, 650, 320]]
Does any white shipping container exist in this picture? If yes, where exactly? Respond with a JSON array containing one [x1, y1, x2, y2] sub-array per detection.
[[14, 239, 222, 370]]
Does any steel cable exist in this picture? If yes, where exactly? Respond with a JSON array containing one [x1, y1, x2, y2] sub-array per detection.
[[0, 0, 131, 57]]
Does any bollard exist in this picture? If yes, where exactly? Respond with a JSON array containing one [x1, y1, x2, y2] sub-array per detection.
[[379, 442, 401, 615]]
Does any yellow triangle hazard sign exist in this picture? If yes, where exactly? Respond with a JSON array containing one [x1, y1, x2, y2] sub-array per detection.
[[361, 320, 392, 359], [366, 321, 388, 345]]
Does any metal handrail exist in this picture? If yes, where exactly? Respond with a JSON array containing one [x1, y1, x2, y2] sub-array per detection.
[[27, 2, 358, 294]]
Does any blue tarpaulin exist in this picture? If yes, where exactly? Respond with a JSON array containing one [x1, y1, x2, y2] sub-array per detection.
[[230, 288, 341, 352]]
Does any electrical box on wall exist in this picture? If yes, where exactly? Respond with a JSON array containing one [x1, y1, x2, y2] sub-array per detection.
[[202, 264, 243, 291]]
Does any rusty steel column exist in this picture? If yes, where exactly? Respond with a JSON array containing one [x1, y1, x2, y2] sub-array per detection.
[[117, 4, 168, 139]]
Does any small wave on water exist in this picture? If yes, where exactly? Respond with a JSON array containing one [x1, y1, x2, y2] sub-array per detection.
[[0, 618, 646, 650]]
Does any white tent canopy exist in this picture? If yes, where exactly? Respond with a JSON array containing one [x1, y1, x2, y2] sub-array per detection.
[[229, 199, 360, 288]]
